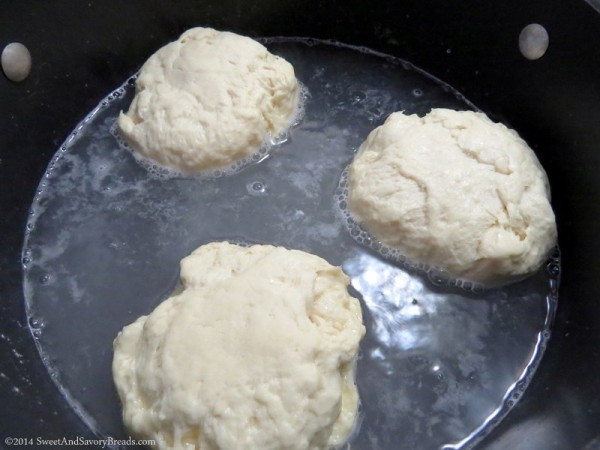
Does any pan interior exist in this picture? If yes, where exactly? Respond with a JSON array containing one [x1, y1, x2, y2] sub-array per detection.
[[22, 38, 559, 450]]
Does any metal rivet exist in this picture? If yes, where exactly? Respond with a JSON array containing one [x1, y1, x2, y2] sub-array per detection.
[[519, 24, 549, 60], [2, 42, 32, 82]]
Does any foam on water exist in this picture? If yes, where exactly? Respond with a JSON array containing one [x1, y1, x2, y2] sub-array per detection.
[[334, 166, 539, 292], [110, 77, 309, 181], [22, 37, 559, 450]]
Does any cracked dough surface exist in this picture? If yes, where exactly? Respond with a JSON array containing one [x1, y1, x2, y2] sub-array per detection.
[[112, 242, 365, 450], [118, 27, 299, 172], [348, 109, 557, 286]]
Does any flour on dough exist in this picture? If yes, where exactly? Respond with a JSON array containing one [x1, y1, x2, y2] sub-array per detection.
[[118, 28, 299, 172], [113, 242, 365, 450], [348, 108, 557, 286]]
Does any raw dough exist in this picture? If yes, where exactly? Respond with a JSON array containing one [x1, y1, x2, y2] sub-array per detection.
[[118, 28, 299, 172], [113, 242, 365, 450], [348, 109, 557, 286]]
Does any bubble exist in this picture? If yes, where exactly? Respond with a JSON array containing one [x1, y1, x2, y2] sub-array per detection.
[[468, 283, 483, 294], [412, 88, 423, 97], [351, 91, 366, 103], [546, 260, 560, 278], [269, 131, 289, 146], [134, 157, 185, 181], [291, 82, 309, 126], [247, 181, 267, 196], [427, 270, 449, 287], [39, 274, 50, 285], [542, 330, 551, 340], [29, 315, 44, 329]]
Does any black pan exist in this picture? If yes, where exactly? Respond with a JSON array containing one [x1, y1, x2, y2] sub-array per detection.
[[1, 1, 599, 449]]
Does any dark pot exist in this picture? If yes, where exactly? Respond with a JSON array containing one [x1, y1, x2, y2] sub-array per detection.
[[1, 1, 599, 449]]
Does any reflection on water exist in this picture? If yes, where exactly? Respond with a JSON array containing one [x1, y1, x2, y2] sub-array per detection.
[[344, 251, 553, 449]]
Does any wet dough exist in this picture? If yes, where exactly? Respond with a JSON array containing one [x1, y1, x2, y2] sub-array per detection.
[[113, 242, 365, 450], [118, 28, 299, 172], [348, 108, 557, 286]]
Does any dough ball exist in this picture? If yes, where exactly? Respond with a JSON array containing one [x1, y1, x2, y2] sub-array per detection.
[[118, 28, 299, 172], [113, 242, 365, 450], [348, 109, 557, 286]]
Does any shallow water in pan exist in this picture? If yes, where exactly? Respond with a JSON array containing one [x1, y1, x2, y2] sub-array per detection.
[[22, 38, 559, 450]]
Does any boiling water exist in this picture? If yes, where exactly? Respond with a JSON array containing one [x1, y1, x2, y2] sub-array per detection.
[[22, 38, 559, 449]]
